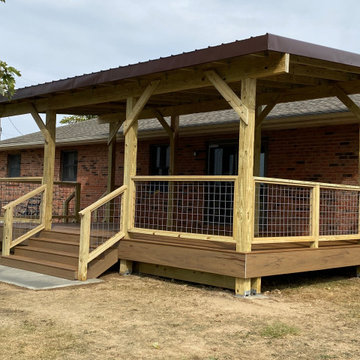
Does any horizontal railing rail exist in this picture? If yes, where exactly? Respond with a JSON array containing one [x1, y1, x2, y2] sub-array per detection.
[[132, 175, 236, 242], [2, 184, 47, 255], [78, 185, 127, 280], [253, 176, 360, 246]]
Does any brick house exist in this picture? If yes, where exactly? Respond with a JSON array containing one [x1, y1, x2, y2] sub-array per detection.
[[2, 34, 360, 295]]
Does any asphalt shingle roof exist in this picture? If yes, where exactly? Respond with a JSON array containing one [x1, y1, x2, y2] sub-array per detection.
[[0, 95, 359, 149]]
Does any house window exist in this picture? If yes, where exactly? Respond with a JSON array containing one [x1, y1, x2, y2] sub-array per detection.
[[61, 150, 78, 181], [208, 142, 238, 175], [7, 154, 21, 177], [150, 145, 170, 175]]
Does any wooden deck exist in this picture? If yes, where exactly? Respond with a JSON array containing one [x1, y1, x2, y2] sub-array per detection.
[[2, 223, 360, 290], [49, 225, 360, 287]]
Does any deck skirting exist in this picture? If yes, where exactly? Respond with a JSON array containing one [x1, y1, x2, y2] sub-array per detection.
[[118, 236, 360, 280]]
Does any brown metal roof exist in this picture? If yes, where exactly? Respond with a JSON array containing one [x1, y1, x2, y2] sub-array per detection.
[[2, 33, 360, 104]]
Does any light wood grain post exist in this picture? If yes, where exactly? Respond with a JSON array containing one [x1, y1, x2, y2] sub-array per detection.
[[235, 78, 257, 296], [252, 107, 262, 293], [42, 110, 56, 230], [105, 122, 117, 222], [119, 97, 138, 275], [2, 207, 13, 256], [311, 184, 320, 248], [166, 115, 179, 230], [78, 211, 91, 280]]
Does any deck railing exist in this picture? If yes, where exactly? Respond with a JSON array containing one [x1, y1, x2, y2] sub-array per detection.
[[0, 177, 81, 223], [254, 177, 360, 245], [2, 184, 47, 255], [77, 185, 127, 280], [132, 176, 236, 242]]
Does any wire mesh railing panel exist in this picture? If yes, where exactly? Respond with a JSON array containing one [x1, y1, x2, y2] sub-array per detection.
[[0, 182, 39, 217], [254, 182, 312, 238], [12, 192, 43, 243], [52, 183, 79, 223], [89, 194, 123, 249], [320, 188, 359, 236], [134, 180, 234, 237]]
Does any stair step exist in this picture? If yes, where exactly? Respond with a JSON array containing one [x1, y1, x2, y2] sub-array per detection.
[[39, 230, 80, 243], [28, 237, 79, 253], [0, 255, 77, 280], [15, 246, 78, 266]]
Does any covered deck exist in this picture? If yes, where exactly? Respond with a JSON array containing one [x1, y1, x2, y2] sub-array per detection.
[[2, 34, 360, 295]]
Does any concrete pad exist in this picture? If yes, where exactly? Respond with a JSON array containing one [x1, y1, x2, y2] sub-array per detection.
[[0, 265, 102, 290]]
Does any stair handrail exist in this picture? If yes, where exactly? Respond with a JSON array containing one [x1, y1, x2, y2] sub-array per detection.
[[2, 184, 47, 256], [77, 185, 127, 280]]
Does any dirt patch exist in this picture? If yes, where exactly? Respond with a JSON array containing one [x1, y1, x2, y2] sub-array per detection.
[[0, 268, 360, 360]]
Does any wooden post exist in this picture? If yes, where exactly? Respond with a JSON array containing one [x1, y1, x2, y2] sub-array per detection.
[[105, 122, 117, 222], [311, 184, 320, 248], [78, 211, 91, 280], [42, 110, 56, 230], [107, 122, 117, 194], [2, 207, 13, 256], [170, 115, 179, 175], [75, 183, 81, 223], [119, 97, 138, 275], [234, 78, 257, 296], [166, 115, 179, 230], [252, 106, 262, 294]]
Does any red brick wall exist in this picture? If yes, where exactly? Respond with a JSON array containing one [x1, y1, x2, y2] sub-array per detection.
[[264, 124, 359, 185], [0, 123, 358, 209]]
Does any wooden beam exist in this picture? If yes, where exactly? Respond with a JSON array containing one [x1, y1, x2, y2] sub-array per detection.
[[258, 79, 360, 105], [205, 70, 248, 124], [42, 111, 56, 230], [291, 63, 360, 82], [245, 245, 360, 278], [123, 81, 160, 135], [0, 53, 289, 117], [291, 54, 360, 75], [107, 119, 124, 145], [334, 85, 360, 121], [29, 104, 50, 141], [154, 110, 173, 138], [255, 100, 278, 129], [118, 238, 246, 278]]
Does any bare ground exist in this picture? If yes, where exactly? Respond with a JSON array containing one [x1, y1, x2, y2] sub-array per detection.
[[1, 267, 360, 360]]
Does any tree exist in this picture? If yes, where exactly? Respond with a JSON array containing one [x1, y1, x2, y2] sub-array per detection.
[[0, 0, 21, 98], [60, 115, 96, 125]]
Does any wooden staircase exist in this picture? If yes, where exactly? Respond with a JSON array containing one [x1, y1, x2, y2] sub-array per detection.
[[0, 230, 119, 280]]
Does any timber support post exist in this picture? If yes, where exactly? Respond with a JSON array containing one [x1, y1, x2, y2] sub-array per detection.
[[234, 78, 257, 296], [42, 110, 56, 230], [119, 98, 137, 275], [105, 121, 118, 222]]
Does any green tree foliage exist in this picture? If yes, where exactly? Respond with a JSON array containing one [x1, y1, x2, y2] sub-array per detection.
[[0, 0, 21, 98], [60, 115, 97, 125], [0, 61, 21, 98]]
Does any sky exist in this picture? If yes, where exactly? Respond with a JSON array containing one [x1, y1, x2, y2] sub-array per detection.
[[1, 0, 360, 139]]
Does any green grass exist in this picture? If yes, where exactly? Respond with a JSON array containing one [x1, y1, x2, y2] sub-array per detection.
[[260, 321, 300, 339]]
